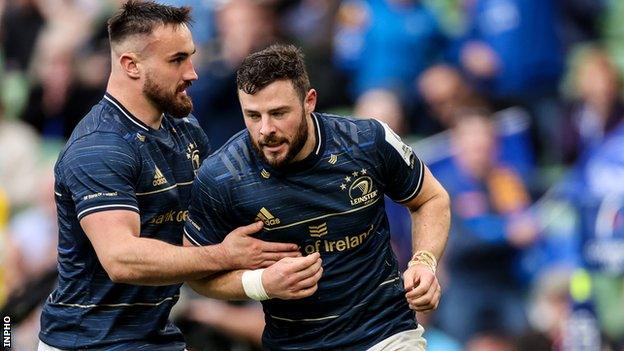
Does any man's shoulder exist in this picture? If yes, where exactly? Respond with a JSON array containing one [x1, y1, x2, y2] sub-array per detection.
[[168, 114, 204, 134], [57, 103, 138, 167], [63, 102, 138, 151], [73, 101, 131, 137], [197, 129, 253, 182], [318, 112, 381, 148]]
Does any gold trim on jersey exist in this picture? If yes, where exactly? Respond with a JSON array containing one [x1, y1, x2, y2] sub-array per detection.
[[135, 180, 193, 196], [262, 197, 380, 232]]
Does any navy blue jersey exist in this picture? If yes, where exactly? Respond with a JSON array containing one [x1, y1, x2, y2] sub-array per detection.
[[184, 113, 424, 350], [40, 93, 210, 350]]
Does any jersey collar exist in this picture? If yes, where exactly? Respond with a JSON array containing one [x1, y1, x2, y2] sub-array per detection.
[[103, 93, 154, 132]]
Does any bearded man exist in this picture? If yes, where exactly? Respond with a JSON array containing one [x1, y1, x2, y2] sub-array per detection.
[[38, 2, 303, 350], [183, 44, 451, 351]]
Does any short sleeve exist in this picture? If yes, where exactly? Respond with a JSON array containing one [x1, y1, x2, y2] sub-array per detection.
[[374, 120, 425, 203], [184, 164, 233, 246], [60, 132, 140, 220]]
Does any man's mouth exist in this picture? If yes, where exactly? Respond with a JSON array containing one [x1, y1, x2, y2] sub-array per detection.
[[262, 141, 286, 153]]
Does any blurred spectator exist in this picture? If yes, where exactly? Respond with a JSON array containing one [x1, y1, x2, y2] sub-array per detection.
[[190, 0, 281, 147], [572, 124, 624, 345], [0, 0, 45, 72], [418, 64, 487, 132], [334, 0, 447, 135], [464, 333, 516, 351], [354, 88, 406, 134], [160, 0, 217, 63], [178, 298, 264, 351], [432, 109, 536, 342], [0, 102, 41, 210], [8, 167, 57, 286], [281, 0, 349, 110], [561, 46, 624, 165], [456, 0, 565, 163], [520, 268, 572, 350], [557, 0, 607, 49], [0, 188, 10, 308], [417, 312, 463, 351], [21, 33, 108, 138], [0, 167, 58, 350], [457, 0, 564, 103]]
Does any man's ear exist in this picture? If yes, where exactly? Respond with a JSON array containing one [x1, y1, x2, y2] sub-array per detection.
[[119, 53, 141, 79], [304, 88, 317, 114]]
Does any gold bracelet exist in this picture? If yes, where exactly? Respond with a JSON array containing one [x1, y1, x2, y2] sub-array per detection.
[[407, 250, 437, 274]]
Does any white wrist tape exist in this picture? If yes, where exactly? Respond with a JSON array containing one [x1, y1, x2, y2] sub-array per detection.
[[241, 269, 270, 301]]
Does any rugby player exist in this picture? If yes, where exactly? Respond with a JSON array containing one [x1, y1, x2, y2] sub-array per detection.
[[184, 44, 451, 350]]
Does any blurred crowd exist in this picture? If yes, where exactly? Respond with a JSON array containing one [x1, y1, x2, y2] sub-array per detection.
[[0, 0, 623, 350]]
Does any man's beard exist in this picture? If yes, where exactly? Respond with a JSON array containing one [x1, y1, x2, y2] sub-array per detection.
[[143, 73, 193, 118], [253, 112, 309, 169]]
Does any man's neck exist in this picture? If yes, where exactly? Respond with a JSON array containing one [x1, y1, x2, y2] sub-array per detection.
[[106, 78, 163, 129]]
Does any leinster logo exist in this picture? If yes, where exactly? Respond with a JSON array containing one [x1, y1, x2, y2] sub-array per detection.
[[186, 142, 201, 175], [340, 169, 379, 206]]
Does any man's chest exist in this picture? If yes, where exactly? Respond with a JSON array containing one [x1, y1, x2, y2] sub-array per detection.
[[135, 139, 203, 229], [230, 161, 387, 253]]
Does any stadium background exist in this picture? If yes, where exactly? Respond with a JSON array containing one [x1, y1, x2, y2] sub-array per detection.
[[0, 0, 623, 350]]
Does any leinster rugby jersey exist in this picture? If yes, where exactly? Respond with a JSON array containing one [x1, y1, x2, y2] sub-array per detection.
[[40, 93, 209, 350], [184, 113, 424, 350]]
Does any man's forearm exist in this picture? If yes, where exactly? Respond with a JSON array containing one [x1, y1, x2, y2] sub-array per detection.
[[410, 191, 451, 260], [104, 236, 230, 286], [187, 270, 248, 300]]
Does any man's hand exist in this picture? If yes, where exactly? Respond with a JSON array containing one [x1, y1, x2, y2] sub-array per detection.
[[262, 253, 323, 300], [221, 221, 301, 269], [403, 264, 441, 313]]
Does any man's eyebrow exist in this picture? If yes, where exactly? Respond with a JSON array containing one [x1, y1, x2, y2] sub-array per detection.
[[170, 48, 197, 58], [268, 106, 291, 113]]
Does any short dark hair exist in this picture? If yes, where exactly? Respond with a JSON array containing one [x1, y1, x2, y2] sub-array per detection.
[[237, 44, 311, 100], [107, 0, 192, 44]]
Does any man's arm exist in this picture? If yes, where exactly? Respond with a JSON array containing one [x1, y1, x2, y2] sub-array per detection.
[[183, 237, 323, 301], [81, 211, 300, 286], [402, 166, 451, 313]]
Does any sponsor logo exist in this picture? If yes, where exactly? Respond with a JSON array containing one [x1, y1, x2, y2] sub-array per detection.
[[304, 225, 374, 254], [328, 154, 338, 165], [255, 207, 280, 226], [148, 210, 188, 224], [82, 192, 118, 201], [153, 167, 168, 186], [309, 223, 328, 238], [339, 169, 379, 206]]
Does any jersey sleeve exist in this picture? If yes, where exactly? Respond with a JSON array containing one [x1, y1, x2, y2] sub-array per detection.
[[184, 163, 234, 246], [373, 120, 425, 203], [60, 132, 140, 220]]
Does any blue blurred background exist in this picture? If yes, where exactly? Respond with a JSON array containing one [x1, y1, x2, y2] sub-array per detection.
[[0, 0, 623, 350]]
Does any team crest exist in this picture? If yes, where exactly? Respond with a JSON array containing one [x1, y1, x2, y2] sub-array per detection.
[[186, 142, 201, 174], [339, 169, 379, 206]]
